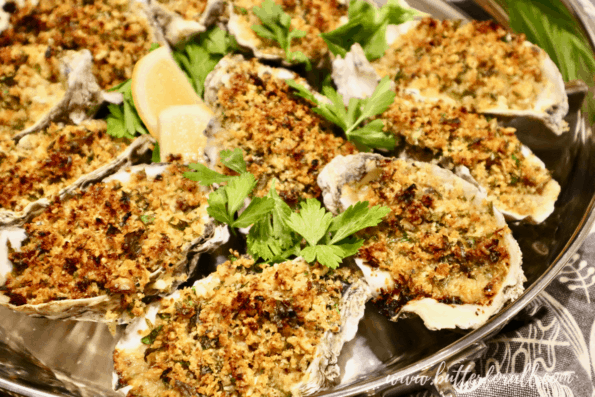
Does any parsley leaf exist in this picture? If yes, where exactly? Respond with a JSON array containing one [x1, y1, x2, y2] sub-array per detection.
[[286, 199, 333, 246], [286, 76, 396, 150], [219, 148, 247, 174], [152, 142, 161, 163], [251, 0, 312, 70], [321, 0, 419, 61], [183, 163, 234, 186], [173, 26, 238, 97], [106, 79, 149, 140]]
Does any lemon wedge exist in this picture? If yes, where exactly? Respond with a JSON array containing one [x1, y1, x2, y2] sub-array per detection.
[[131, 46, 206, 139], [158, 104, 214, 163]]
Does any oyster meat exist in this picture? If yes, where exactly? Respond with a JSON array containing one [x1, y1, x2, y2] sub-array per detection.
[[0, 163, 229, 322], [227, 0, 348, 64], [332, 18, 569, 134], [147, 0, 226, 45], [0, 120, 155, 227], [113, 257, 370, 396], [202, 54, 356, 204], [0, 0, 164, 140], [383, 93, 560, 223], [318, 153, 524, 330]]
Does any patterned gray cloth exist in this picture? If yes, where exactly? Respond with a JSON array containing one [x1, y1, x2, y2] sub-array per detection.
[[407, 226, 595, 397]]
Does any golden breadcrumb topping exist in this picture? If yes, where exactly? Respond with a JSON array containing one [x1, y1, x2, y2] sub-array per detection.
[[352, 159, 511, 313], [114, 258, 350, 397], [215, 59, 356, 205], [5, 164, 209, 317], [0, 0, 153, 89], [373, 18, 545, 111], [156, 0, 209, 20], [381, 94, 555, 217], [0, 44, 65, 139], [231, 0, 347, 61], [0, 120, 129, 212]]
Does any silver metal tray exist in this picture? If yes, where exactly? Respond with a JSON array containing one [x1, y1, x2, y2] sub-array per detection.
[[1, 0, 595, 396]]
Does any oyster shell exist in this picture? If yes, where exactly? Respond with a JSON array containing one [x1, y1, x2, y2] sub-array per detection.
[[147, 0, 226, 45], [318, 153, 524, 330], [0, 122, 155, 228], [382, 94, 560, 223], [202, 54, 356, 202], [0, 163, 229, 322], [227, 0, 349, 64], [332, 19, 569, 134], [0, 0, 165, 140], [112, 257, 370, 396]]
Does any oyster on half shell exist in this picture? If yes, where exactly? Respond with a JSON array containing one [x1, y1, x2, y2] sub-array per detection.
[[332, 19, 569, 134], [113, 257, 370, 396], [318, 153, 524, 330], [201, 54, 356, 203], [0, 122, 155, 228], [382, 93, 560, 223], [0, 163, 229, 323]]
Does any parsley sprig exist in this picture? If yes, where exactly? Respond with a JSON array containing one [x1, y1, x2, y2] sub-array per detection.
[[250, 0, 311, 70], [106, 79, 148, 140], [286, 76, 396, 151], [184, 149, 390, 268], [321, 0, 419, 61], [173, 27, 238, 98]]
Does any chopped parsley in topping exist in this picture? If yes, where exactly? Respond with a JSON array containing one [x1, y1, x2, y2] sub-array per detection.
[[373, 18, 545, 111], [5, 164, 209, 317], [211, 59, 356, 203], [380, 94, 554, 217], [0, 0, 154, 89], [354, 159, 511, 311], [114, 257, 355, 397], [0, 120, 129, 212], [231, 0, 348, 61]]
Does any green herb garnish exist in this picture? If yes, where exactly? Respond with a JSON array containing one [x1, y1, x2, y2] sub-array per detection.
[[321, 0, 419, 61], [286, 76, 396, 151], [173, 26, 238, 98], [140, 215, 155, 225], [141, 325, 163, 345], [250, 0, 311, 70], [106, 80, 148, 140], [184, 149, 389, 269]]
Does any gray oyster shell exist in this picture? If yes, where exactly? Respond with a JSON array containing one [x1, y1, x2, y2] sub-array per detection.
[[0, 133, 155, 228], [112, 258, 371, 396], [146, 0, 226, 45], [318, 153, 525, 330], [0, 163, 230, 323], [332, 20, 569, 135]]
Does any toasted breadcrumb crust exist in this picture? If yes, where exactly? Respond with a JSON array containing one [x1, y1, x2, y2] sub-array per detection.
[[0, 0, 153, 89], [156, 0, 209, 20], [231, 0, 347, 61], [113, 258, 350, 397], [215, 59, 356, 205], [353, 159, 511, 313], [0, 120, 129, 212], [373, 18, 544, 111], [381, 95, 554, 217], [5, 164, 208, 316], [0, 44, 66, 140]]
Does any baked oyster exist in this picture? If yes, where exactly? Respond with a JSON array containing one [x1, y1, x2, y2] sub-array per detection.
[[382, 93, 560, 223], [113, 256, 370, 396], [318, 153, 524, 330], [147, 0, 226, 45], [0, 163, 229, 322], [332, 18, 569, 134], [0, 0, 163, 140], [0, 120, 154, 227], [203, 55, 356, 204]]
